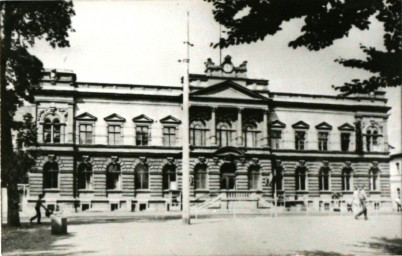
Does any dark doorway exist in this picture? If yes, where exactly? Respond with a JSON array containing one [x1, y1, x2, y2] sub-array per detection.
[[220, 162, 236, 190]]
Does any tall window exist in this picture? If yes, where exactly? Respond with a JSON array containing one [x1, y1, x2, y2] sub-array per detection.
[[220, 162, 236, 190], [190, 121, 207, 146], [275, 166, 284, 191], [79, 124, 93, 144], [366, 128, 380, 152], [319, 167, 330, 191], [370, 167, 380, 191], [271, 130, 282, 149], [295, 166, 307, 191], [194, 164, 207, 189], [106, 163, 121, 190], [43, 118, 61, 143], [135, 164, 149, 189], [248, 165, 260, 190], [217, 122, 233, 147], [341, 133, 350, 152], [162, 165, 176, 190], [136, 126, 149, 146], [243, 124, 259, 148], [295, 131, 306, 150], [318, 132, 328, 151], [342, 167, 353, 191], [163, 127, 176, 146], [108, 125, 122, 145], [43, 161, 59, 189], [78, 162, 93, 190]]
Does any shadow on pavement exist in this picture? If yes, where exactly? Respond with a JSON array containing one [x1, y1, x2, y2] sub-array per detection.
[[1, 223, 96, 255], [353, 237, 402, 255], [294, 250, 347, 256]]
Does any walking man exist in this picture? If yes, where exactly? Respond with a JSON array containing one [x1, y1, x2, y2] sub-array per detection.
[[355, 185, 368, 220], [30, 194, 47, 224]]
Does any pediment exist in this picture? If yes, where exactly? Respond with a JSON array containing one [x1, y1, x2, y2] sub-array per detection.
[[76, 112, 97, 121], [133, 114, 153, 123], [191, 80, 267, 101], [338, 123, 355, 131], [160, 115, 181, 124], [271, 120, 286, 129], [315, 122, 333, 130], [292, 121, 310, 129], [104, 113, 126, 122]]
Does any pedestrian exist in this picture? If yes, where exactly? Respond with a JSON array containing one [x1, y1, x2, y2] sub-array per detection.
[[355, 185, 368, 220], [396, 188, 401, 212], [30, 194, 47, 224], [351, 185, 360, 213]]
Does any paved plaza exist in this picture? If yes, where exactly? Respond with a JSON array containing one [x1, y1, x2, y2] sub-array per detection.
[[2, 215, 402, 256]]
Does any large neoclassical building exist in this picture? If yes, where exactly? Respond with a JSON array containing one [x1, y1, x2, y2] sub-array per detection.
[[22, 56, 392, 213]]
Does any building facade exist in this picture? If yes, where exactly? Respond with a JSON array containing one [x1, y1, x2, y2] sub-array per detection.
[[390, 153, 402, 210], [23, 56, 392, 213]]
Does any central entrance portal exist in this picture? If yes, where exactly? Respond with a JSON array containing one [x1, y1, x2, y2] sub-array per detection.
[[220, 162, 236, 190]]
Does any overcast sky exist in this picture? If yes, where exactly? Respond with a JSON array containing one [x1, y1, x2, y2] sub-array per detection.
[[30, 0, 401, 152]]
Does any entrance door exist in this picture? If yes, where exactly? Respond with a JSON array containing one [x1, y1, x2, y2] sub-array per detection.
[[220, 162, 236, 190]]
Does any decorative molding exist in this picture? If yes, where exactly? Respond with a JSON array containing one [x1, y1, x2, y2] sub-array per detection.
[[133, 114, 153, 123], [338, 123, 355, 131], [292, 121, 310, 129], [271, 120, 286, 129], [76, 112, 97, 121], [315, 122, 333, 130], [104, 113, 126, 122], [160, 115, 181, 124]]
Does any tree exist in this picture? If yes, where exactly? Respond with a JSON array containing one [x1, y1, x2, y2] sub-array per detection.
[[206, 0, 401, 95], [1, 1, 75, 226]]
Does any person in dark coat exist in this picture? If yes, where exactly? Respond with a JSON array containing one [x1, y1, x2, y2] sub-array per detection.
[[30, 194, 47, 224]]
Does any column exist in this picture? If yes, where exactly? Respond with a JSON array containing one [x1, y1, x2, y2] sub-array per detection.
[[210, 107, 217, 146], [263, 109, 269, 147], [237, 108, 243, 146]]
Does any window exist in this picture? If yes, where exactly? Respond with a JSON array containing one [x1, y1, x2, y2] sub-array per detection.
[[248, 165, 260, 190], [275, 166, 284, 191], [295, 166, 307, 191], [370, 167, 380, 191], [295, 131, 306, 150], [220, 162, 236, 190], [79, 124, 93, 144], [217, 122, 233, 147], [319, 167, 330, 191], [163, 127, 176, 146], [43, 118, 62, 143], [366, 127, 381, 152], [43, 161, 59, 189], [318, 132, 328, 151], [162, 165, 176, 190], [243, 124, 260, 148], [78, 162, 93, 190], [108, 125, 122, 145], [194, 164, 207, 189], [341, 133, 350, 152], [135, 164, 149, 189], [106, 163, 121, 190], [271, 130, 282, 149], [136, 125, 149, 146], [190, 121, 207, 146], [342, 167, 353, 191]]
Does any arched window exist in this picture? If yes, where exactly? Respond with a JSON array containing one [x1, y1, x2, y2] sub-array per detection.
[[217, 122, 233, 147], [194, 164, 207, 190], [106, 163, 121, 190], [43, 161, 59, 189], [243, 123, 260, 148], [342, 166, 353, 191], [275, 166, 284, 191], [295, 166, 307, 191], [366, 127, 381, 152], [162, 164, 176, 190], [43, 118, 62, 143], [190, 121, 207, 146], [319, 166, 331, 191], [135, 164, 149, 189], [369, 167, 380, 191], [248, 165, 260, 190], [78, 162, 93, 190]]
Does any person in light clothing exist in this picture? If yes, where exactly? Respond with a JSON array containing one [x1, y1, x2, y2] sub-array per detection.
[[355, 185, 368, 220]]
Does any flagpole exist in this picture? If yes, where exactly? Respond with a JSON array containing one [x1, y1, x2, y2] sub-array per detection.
[[182, 11, 191, 225]]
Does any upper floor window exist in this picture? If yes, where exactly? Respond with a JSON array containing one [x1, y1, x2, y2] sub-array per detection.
[[243, 123, 259, 148], [43, 161, 59, 189], [136, 125, 149, 146], [217, 122, 234, 147], [318, 132, 329, 151], [342, 166, 353, 191], [295, 131, 306, 150], [43, 118, 61, 144], [194, 164, 207, 190], [79, 124, 93, 144], [271, 130, 282, 149], [108, 125, 122, 145], [163, 127, 176, 147], [190, 121, 207, 146], [295, 165, 307, 191], [78, 161, 93, 190], [106, 162, 121, 190], [341, 133, 350, 152], [135, 164, 149, 189], [319, 166, 331, 191], [369, 166, 380, 191], [366, 129, 380, 152]]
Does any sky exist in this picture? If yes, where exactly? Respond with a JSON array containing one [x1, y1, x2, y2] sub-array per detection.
[[30, 0, 401, 152]]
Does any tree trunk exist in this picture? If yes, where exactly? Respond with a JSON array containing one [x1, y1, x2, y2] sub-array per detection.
[[7, 183, 21, 226]]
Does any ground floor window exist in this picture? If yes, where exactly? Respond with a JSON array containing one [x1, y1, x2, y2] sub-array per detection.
[[43, 161, 59, 189], [135, 164, 149, 189], [248, 165, 260, 190], [295, 166, 307, 191], [195, 164, 207, 189], [78, 162, 93, 190], [163, 164, 176, 190], [106, 163, 121, 190]]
